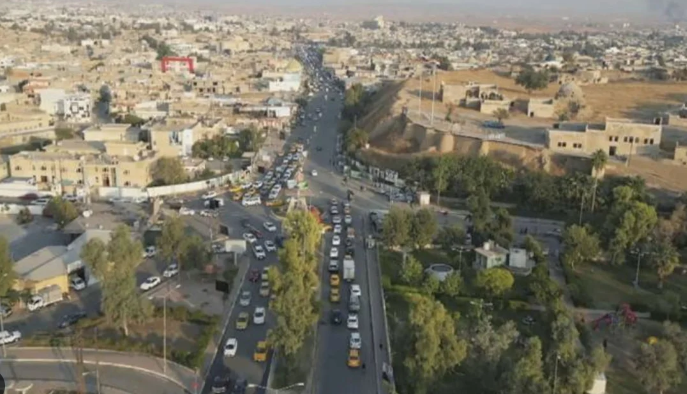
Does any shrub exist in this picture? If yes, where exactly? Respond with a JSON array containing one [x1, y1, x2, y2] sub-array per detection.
[[16, 207, 33, 224], [507, 300, 530, 311]]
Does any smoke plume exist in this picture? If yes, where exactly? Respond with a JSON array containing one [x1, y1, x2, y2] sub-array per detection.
[[648, 0, 687, 22]]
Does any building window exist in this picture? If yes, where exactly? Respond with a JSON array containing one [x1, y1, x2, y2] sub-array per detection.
[[608, 136, 613, 142], [644, 138, 648, 144], [41, 166, 47, 171], [623, 137, 628, 142], [123, 170, 130, 175], [557, 142, 567, 148], [124, 181, 131, 186], [14, 166, 21, 171], [102, 168, 108, 173], [77, 168, 82, 173], [77, 180, 83, 185], [614, 137, 619, 142], [573, 143, 582, 149], [650, 139, 654, 144]]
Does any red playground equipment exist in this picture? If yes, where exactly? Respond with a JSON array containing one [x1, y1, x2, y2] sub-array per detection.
[[592, 303, 637, 330]]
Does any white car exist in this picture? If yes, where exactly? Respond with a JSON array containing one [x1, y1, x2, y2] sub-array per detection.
[[140, 276, 161, 291], [163, 264, 179, 278], [311, 169, 318, 176], [264, 241, 277, 252], [224, 338, 238, 357], [70, 277, 86, 291], [330, 248, 339, 259], [332, 235, 341, 246], [347, 314, 359, 330], [253, 307, 266, 325], [202, 191, 217, 200], [263, 222, 277, 232], [334, 224, 342, 234], [330, 206, 339, 215], [243, 233, 257, 244], [0, 330, 21, 345], [350, 284, 362, 298], [253, 245, 266, 260], [179, 207, 195, 216], [344, 215, 352, 225], [239, 291, 251, 307], [143, 246, 157, 258], [332, 215, 342, 224], [350, 332, 362, 349]]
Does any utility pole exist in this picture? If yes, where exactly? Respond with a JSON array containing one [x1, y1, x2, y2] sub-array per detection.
[[418, 67, 422, 115], [72, 328, 87, 394], [430, 64, 436, 126]]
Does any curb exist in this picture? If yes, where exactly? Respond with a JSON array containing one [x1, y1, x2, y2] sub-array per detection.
[[3, 358, 190, 392]]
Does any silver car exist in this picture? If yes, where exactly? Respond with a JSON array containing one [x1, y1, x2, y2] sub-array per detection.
[[239, 291, 251, 307]]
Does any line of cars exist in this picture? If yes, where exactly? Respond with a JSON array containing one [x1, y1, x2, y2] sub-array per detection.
[[322, 198, 365, 369]]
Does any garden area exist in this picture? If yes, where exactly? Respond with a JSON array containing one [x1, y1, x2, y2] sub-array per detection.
[[24, 306, 218, 370]]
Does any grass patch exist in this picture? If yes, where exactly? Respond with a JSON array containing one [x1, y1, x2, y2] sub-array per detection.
[[23, 307, 218, 370]]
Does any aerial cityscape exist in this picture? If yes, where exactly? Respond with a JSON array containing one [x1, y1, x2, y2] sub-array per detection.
[[2, 1, 687, 394]]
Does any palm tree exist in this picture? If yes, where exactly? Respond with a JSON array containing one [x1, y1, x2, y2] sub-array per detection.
[[590, 149, 608, 212]]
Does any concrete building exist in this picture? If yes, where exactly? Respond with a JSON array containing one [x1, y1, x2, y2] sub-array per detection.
[[527, 98, 556, 118], [82, 124, 139, 143], [37, 88, 66, 115], [8, 141, 156, 194], [441, 82, 511, 114], [547, 117, 663, 157], [147, 118, 197, 157], [473, 240, 509, 270], [674, 142, 687, 165], [57, 94, 92, 123]]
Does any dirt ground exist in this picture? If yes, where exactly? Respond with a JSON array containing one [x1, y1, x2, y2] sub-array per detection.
[[81, 318, 204, 353]]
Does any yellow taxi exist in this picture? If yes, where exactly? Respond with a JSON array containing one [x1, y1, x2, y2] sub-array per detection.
[[330, 274, 340, 287], [347, 349, 361, 368], [236, 312, 249, 330], [229, 185, 243, 193], [254, 341, 268, 362], [330, 287, 340, 303]]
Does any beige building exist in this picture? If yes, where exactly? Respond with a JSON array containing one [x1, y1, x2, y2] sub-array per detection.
[[441, 82, 512, 114], [527, 98, 556, 118], [9, 140, 156, 193], [547, 117, 663, 157], [674, 143, 687, 165], [82, 123, 140, 142]]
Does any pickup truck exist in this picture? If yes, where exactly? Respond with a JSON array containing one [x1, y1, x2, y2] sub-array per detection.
[[0, 330, 21, 345]]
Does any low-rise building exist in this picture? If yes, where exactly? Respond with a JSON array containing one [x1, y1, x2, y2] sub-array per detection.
[[547, 117, 663, 157], [674, 142, 687, 165], [57, 93, 92, 123], [527, 98, 556, 118], [473, 240, 509, 270]]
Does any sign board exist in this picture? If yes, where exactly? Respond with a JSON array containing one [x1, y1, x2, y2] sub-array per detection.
[[224, 239, 247, 255]]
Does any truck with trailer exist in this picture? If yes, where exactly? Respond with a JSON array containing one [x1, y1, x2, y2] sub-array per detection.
[[343, 257, 355, 282], [27, 285, 64, 312]]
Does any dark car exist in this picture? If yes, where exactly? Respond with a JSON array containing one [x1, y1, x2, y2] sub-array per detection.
[[58, 311, 88, 329], [482, 120, 505, 129], [232, 379, 248, 394], [250, 229, 263, 239], [212, 376, 230, 394], [330, 309, 343, 325], [346, 247, 355, 257], [275, 236, 285, 248], [248, 269, 260, 283]]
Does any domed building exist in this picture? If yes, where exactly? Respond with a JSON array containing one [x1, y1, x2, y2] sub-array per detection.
[[556, 82, 584, 100]]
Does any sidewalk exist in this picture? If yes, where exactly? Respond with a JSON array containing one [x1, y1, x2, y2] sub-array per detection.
[[6, 347, 196, 392]]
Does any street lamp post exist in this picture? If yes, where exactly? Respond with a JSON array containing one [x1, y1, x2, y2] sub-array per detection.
[[150, 283, 174, 374], [247, 382, 305, 394], [630, 244, 652, 288]]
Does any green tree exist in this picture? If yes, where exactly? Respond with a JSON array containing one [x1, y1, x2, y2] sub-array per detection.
[[476, 268, 514, 299], [80, 226, 151, 336], [152, 157, 188, 186], [548, 311, 580, 364], [269, 239, 319, 356], [464, 314, 519, 392], [410, 208, 438, 249], [493, 108, 510, 123], [589, 149, 607, 212], [634, 341, 682, 394], [490, 208, 514, 247], [663, 322, 687, 372], [606, 198, 657, 265], [400, 255, 424, 286], [467, 188, 492, 245], [281, 209, 323, 258], [431, 155, 453, 204], [381, 207, 412, 248], [436, 224, 466, 253], [403, 293, 467, 394], [179, 235, 212, 271], [121, 113, 145, 126], [561, 225, 600, 271], [238, 126, 265, 152], [16, 207, 33, 224], [46, 196, 78, 228], [344, 127, 369, 153], [0, 237, 17, 297], [421, 275, 440, 296], [157, 216, 186, 266], [439, 272, 463, 297], [647, 238, 680, 288], [502, 337, 548, 394], [515, 68, 550, 93]]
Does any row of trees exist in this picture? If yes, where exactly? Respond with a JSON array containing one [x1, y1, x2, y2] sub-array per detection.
[[268, 210, 322, 358], [191, 126, 266, 160]]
